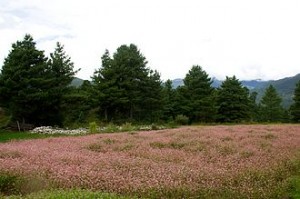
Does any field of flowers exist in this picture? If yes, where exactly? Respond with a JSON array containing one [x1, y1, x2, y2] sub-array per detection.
[[1, 124, 300, 198]]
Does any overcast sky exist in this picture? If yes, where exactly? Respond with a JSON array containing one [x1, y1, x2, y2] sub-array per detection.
[[1, 0, 300, 81]]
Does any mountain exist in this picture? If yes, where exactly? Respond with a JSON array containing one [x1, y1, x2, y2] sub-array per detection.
[[171, 74, 300, 108], [171, 78, 184, 88], [171, 77, 222, 88], [71, 77, 84, 87], [241, 79, 267, 89], [253, 73, 300, 107]]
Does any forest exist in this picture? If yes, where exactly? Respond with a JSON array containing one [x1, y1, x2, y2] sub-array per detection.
[[1, 34, 300, 128]]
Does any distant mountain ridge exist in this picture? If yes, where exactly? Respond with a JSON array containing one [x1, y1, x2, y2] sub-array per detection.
[[70, 74, 300, 108], [171, 74, 300, 108], [71, 77, 85, 87]]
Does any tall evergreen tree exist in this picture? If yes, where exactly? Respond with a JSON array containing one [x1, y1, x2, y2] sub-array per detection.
[[173, 86, 190, 119], [47, 42, 79, 125], [0, 36, 78, 126], [290, 80, 300, 122], [62, 81, 92, 126], [161, 79, 176, 121], [249, 91, 259, 121], [92, 44, 163, 123], [216, 76, 251, 122], [92, 49, 121, 121], [139, 70, 163, 122], [0, 34, 49, 125], [181, 65, 216, 122], [259, 85, 284, 122]]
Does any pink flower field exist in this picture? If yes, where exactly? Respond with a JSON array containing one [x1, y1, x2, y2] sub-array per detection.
[[1, 124, 300, 197]]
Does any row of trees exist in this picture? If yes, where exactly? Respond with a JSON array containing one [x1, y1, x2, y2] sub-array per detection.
[[0, 35, 300, 127], [0, 35, 77, 126]]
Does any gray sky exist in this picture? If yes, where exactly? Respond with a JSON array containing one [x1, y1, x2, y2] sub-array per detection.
[[1, 0, 300, 81]]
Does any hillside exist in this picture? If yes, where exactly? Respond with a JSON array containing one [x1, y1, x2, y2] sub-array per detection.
[[253, 73, 300, 107], [171, 74, 300, 108], [71, 77, 84, 87]]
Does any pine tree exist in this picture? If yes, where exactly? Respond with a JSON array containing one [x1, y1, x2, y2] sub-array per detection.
[[259, 85, 284, 122], [161, 79, 176, 121], [61, 81, 92, 125], [0, 36, 78, 126], [92, 49, 121, 121], [249, 91, 259, 121], [181, 65, 216, 122], [139, 70, 163, 122], [92, 44, 163, 122], [290, 80, 300, 122], [49, 42, 78, 88], [0, 34, 49, 125], [47, 42, 79, 125], [216, 76, 251, 123]]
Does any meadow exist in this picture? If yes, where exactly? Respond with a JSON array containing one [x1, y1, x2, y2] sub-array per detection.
[[0, 125, 300, 198]]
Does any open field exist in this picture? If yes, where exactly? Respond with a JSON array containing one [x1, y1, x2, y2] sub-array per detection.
[[1, 125, 300, 198]]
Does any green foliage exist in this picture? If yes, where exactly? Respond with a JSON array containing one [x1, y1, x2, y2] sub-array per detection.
[[259, 85, 284, 122], [105, 123, 119, 133], [0, 130, 55, 143], [87, 143, 104, 152], [253, 73, 300, 108], [0, 35, 78, 126], [249, 91, 260, 121], [0, 34, 49, 125], [287, 176, 300, 198], [7, 189, 134, 199], [180, 65, 216, 122], [46, 42, 79, 126], [161, 80, 176, 121], [175, 114, 189, 125], [0, 108, 10, 128], [61, 84, 92, 127], [216, 76, 251, 123], [291, 80, 300, 122], [89, 122, 98, 133], [92, 45, 164, 123], [121, 122, 135, 131], [0, 173, 21, 196]]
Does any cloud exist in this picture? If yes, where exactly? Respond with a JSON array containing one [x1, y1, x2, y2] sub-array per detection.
[[36, 34, 75, 43], [1, 0, 300, 81]]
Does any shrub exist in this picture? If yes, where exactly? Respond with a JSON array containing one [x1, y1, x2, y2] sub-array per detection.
[[0, 109, 10, 129], [167, 121, 178, 128], [151, 124, 159, 130], [0, 173, 21, 196], [175, 115, 189, 125], [89, 122, 98, 133], [86, 143, 105, 152], [105, 123, 119, 133], [121, 123, 135, 132]]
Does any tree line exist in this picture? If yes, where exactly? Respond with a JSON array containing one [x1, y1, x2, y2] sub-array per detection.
[[0, 35, 300, 127]]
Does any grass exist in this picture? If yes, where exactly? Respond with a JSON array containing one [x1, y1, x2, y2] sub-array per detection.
[[0, 172, 21, 196], [0, 130, 56, 143], [6, 189, 134, 199], [289, 176, 300, 199]]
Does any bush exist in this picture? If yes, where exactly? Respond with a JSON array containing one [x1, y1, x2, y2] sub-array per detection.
[[175, 115, 189, 125], [0, 173, 21, 196], [151, 124, 159, 130], [0, 109, 10, 129], [121, 123, 135, 132], [105, 123, 119, 133], [167, 121, 178, 128], [89, 122, 98, 133]]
